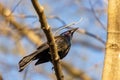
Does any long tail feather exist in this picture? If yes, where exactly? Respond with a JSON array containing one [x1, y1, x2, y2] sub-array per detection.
[[19, 51, 37, 72]]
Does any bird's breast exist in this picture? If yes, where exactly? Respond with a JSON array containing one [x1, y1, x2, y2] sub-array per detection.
[[55, 36, 71, 59]]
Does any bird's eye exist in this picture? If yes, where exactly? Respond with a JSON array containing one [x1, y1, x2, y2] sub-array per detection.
[[65, 32, 69, 35], [64, 32, 71, 36]]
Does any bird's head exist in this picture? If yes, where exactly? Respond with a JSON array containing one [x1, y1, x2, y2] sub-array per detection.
[[60, 28, 78, 41]]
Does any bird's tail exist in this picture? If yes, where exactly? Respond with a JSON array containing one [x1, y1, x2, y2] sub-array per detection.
[[18, 51, 37, 72]]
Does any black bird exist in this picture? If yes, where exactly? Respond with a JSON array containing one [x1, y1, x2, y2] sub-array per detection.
[[19, 28, 78, 72]]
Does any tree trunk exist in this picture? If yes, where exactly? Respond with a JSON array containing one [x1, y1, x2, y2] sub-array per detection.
[[102, 0, 120, 80]]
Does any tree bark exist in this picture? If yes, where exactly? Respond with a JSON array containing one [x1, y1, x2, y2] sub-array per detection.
[[102, 0, 120, 80], [31, 0, 64, 80]]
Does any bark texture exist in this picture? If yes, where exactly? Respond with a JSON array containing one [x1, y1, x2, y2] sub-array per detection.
[[102, 0, 120, 80]]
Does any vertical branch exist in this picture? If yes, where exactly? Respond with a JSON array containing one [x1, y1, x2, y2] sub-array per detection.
[[102, 0, 120, 80], [31, 0, 64, 80]]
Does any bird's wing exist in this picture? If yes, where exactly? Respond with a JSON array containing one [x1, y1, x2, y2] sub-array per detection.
[[33, 43, 49, 60], [19, 43, 49, 72], [37, 42, 49, 52]]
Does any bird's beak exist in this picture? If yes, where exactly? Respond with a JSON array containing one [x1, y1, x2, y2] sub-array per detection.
[[71, 27, 79, 33]]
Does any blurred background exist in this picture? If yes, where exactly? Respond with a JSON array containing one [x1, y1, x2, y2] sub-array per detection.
[[0, 0, 107, 80]]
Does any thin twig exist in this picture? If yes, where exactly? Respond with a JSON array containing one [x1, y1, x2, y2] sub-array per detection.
[[77, 29, 105, 44], [89, 0, 106, 30], [23, 67, 29, 80], [31, 0, 64, 80], [11, 0, 23, 14], [54, 18, 83, 35], [48, 16, 105, 44], [47, 16, 66, 25]]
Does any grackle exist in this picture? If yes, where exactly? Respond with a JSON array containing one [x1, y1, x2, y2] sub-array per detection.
[[19, 28, 78, 72]]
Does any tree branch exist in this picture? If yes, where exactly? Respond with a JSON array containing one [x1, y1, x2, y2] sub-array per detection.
[[62, 62, 92, 80], [0, 3, 42, 46], [31, 0, 64, 80], [102, 0, 120, 80]]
